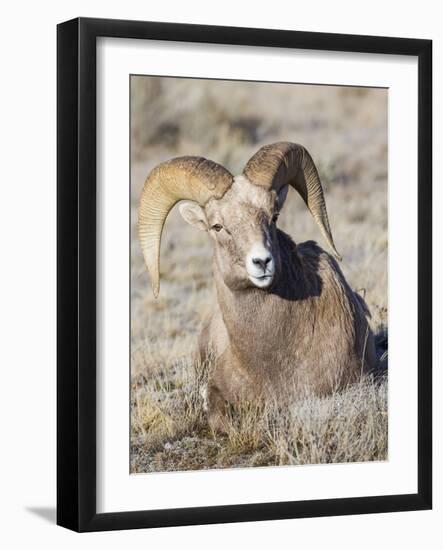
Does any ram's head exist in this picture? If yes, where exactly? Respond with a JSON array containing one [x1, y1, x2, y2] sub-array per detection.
[[138, 142, 341, 297]]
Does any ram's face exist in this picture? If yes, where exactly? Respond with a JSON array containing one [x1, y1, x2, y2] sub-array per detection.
[[179, 175, 289, 291]]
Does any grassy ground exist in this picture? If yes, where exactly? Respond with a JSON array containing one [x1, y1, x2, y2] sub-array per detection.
[[130, 77, 388, 473]]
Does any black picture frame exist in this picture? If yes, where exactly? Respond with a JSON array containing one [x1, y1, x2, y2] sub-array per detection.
[[57, 17, 432, 532]]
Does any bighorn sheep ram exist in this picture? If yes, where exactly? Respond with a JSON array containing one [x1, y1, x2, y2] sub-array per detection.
[[139, 142, 376, 430]]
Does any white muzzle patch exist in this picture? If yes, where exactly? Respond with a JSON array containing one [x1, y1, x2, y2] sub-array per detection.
[[246, 243, 275, 288]]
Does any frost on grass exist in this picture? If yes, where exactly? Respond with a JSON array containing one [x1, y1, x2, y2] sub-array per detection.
[[130, 78, 388, 474], [131, 353, 388, 473]]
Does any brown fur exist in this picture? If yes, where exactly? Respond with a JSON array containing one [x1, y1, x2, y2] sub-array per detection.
[[198, 233, 376, 431], [177, 172, 376, 431]]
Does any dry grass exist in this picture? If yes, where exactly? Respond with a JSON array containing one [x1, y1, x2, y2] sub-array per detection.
[[131, 353, 388, 472], [130, 76, 388, 473]]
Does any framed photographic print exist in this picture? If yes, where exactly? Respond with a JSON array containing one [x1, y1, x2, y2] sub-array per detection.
[[57, 17, 432, 532]]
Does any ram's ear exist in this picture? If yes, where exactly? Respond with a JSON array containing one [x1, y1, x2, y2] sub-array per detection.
[[276, 185, 289, 211], [178, 201, 209, 231]]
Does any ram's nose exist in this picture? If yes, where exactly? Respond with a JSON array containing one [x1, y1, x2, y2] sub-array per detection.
[[252, 255, 272, 271], [246, 244, 275, 289]]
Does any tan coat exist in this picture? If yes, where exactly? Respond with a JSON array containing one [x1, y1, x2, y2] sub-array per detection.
[[198, 233, 376, 430]]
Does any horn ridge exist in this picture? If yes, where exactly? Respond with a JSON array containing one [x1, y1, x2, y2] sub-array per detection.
[[243, 142, 341, 261], [138, 156, 233, 297]]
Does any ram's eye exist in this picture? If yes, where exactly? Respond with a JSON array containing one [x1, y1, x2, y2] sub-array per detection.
[[212, 224, 223, 232]]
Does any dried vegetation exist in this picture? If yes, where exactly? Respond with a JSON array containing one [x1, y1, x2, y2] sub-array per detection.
[[130, 77, 388, 473]]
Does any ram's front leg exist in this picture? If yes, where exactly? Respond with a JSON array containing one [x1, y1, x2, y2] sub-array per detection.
[[206, 348, 257, 433], [206, 348, 238, 433], [206, 382, 231, 433]]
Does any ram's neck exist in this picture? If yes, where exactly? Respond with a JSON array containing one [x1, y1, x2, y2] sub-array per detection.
[[213, 231, 322, 364]]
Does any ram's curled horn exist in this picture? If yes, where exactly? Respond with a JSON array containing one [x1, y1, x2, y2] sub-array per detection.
[[243, 142, 341, 261], [138, 156, 234, 297]]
